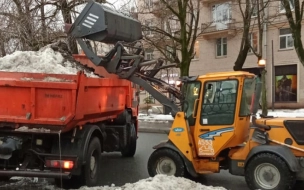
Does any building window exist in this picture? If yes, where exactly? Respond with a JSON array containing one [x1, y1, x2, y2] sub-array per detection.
[[144, 0, 153, 8], [212, 3, 231, 30], [216, 38, 227, 57], [275, 65, 297, 102], [146, 52, 153, 60], [166, 46, 173, 59], [145, 19, 153, 36], [251, 0, 258, 17], [280, 0, 294, 13], [249, 32, 258, 53], [279, 28, 293, 49]]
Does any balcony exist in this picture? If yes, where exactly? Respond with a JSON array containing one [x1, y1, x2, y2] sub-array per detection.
[[199, 19, 237, 40], [200, 0, 232, 5]]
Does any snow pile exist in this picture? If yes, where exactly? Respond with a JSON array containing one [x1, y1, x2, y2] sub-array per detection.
[[75, 175, 226, 190], [138, 113, 174, 123], [0, 41, 98, 78], [138, 109, 304, 123], [257, 109, 304, 118]]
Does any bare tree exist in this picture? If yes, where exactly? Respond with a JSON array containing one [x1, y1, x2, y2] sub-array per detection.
[[234, 0, 269, 70], [138, 0, 201, 76], [282, 0, 304, 67]]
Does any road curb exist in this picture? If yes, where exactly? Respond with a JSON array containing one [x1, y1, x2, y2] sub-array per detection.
[[138, 119, 173, 123], [138, 127, 170, 134]]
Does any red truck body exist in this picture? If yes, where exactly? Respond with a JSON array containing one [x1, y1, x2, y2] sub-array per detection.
[[0, 55, 139, 184], [0, 55, 138, 132]]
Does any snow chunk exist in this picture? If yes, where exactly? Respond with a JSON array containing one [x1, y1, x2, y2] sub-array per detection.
[[77, 175, 226, 190], [0, 41, 98, 78]]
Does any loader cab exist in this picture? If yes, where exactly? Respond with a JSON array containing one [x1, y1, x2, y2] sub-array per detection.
[[183, 72, 256, 158]]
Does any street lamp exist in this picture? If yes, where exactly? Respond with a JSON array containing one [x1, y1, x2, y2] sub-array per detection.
[[258, 59, 266, 67]]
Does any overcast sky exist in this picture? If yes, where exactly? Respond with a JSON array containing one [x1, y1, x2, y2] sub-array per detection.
[[106, 0, 135, 10]]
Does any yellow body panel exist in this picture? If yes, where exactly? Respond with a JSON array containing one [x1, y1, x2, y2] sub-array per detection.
[[166, 71, 304, 175], [168, 112, 196, 162]]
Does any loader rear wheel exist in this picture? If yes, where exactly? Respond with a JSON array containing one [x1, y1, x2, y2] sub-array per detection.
[[121, 123, 137, 157], [147, 148, 186, 177], [245, 153, 296, 190]]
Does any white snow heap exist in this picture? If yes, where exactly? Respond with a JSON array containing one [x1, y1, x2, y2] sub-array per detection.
[[76, 175, 227, 190], [0, 46, 97, 78]]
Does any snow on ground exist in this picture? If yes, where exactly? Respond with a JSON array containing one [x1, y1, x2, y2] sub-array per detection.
[[138, 109, 304, 122], [0, 175, 226, 190], [259, 109, 304, 118], [72, 175, 225, 190], [0, 43, 97, 78]]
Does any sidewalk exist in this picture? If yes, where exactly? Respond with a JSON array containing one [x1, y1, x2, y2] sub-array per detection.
[[138, 120, 171, 133], [137, 109, 304, 133]]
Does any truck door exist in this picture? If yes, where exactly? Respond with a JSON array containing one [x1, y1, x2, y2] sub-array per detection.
[[194, 79, 239, 157]]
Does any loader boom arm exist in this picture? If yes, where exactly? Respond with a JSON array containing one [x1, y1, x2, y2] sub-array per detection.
[[67, 1, 181, 116]]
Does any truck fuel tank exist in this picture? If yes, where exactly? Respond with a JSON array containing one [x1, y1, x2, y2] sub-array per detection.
[[68, 0, 142, 44]]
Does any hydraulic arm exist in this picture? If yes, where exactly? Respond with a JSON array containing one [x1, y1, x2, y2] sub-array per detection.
[[67, 1, 181, 116]]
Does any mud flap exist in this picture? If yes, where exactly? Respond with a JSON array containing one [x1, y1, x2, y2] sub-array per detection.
[[245, 145, 300, 172]]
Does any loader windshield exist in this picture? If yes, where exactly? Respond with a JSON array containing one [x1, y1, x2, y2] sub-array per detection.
[[240, 78, 256, 116]]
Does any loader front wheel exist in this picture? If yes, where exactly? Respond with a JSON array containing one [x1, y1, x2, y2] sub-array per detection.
[[245, 153, 296, 190], [147, 148, 186, 177]]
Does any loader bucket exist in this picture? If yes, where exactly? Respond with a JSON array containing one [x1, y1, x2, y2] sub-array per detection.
[[68, 0, 142, 43]]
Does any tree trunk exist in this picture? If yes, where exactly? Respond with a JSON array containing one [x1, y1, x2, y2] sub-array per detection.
[[283, 0, 304, 67], [180, 60, 190, 76], [234, 0, 251, 71], [0, 42, 6, 57], [60, 1, 78, 54], [292, 27, 304, 67], [233, 46, 250, 71], [40, 0, 47, 47]]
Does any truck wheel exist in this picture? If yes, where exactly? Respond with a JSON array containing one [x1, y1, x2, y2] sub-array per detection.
[[245, 153, 296, 190], [147, 148, 186, 177], [121, 123, 137, 157], [82, 137, 101, 187]]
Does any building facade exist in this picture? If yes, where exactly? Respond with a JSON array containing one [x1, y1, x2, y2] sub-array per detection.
[[191, 0, 304, 108], [138, 0, 304, 108]]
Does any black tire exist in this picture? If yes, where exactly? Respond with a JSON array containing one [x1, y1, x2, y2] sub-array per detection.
[[147, 148, 186, 177], [245, 153, 296, 190], [121, 123, 137, 157], [113, 110, 131, 125], [55, 137, 102, 189], [82, 137, 101, 187]]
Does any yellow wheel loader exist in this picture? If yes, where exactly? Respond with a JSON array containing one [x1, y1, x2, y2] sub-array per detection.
[[147, 72, 304, 190], [67, 1, 304, 189]]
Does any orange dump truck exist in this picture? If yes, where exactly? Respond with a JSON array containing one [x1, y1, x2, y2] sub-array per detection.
[[0, 54, 139, 187]]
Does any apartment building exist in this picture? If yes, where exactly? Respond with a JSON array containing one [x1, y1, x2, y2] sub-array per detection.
[[191, 0, 304, 108], [138, 0, 303, 109], [137, 0, 181, 110]]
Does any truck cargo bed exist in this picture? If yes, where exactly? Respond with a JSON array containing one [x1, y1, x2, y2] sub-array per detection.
[[0, 71, 131, 132]]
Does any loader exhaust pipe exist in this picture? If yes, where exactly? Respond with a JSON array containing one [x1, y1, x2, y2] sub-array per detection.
[[251, 77, 270, 130]]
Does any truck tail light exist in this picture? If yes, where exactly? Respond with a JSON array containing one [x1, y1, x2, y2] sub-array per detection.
[[46, 160, 74, 169]]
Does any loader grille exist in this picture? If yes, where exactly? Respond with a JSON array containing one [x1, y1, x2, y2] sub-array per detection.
[[284, 120, 304, 145]]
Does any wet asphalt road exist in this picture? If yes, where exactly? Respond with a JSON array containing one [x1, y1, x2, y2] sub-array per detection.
[[98, 132, 249, 190], [1, 131, 304, 190], [98, 132, 304, 190]]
